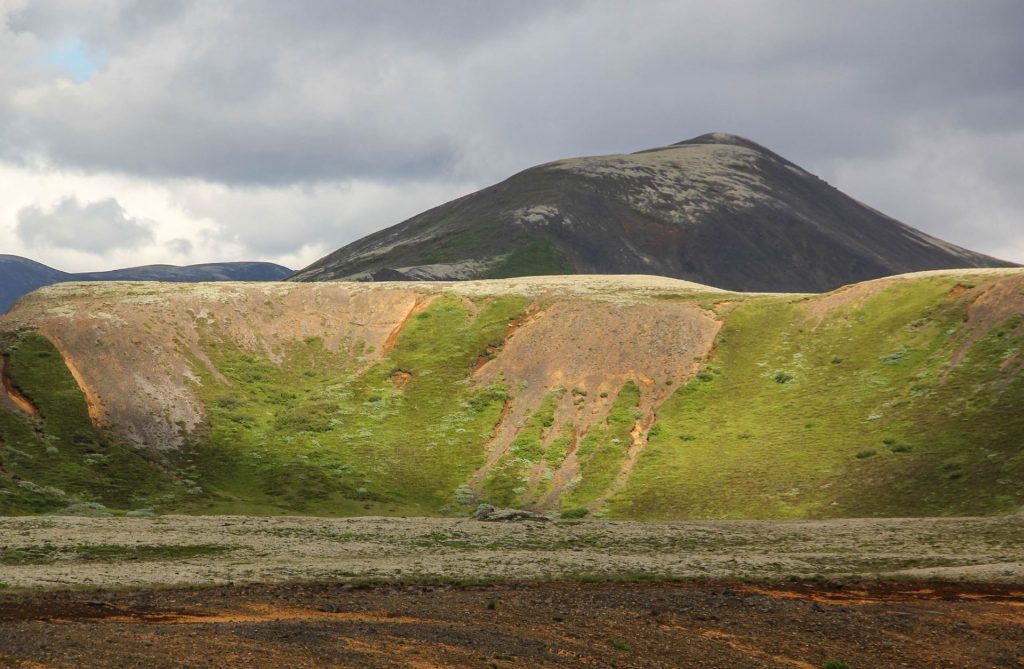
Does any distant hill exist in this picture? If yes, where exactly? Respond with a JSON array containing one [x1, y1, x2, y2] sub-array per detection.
[[291, 132, 1016, 292], [0, 255, 293, 313], [74, 262, 294, 283], [0, 255, 71, 315]]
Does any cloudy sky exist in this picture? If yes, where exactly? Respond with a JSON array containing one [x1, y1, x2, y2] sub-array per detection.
[[1, 0, 1022, 272]]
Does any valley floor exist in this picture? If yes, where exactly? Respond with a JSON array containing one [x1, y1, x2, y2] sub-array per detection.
[[0, 515, 1022, 590], [1, 515, 1022, 667]]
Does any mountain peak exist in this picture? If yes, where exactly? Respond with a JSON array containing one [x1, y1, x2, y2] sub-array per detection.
[[677, 131, 754, 145], [668, 132, 775, 154], [292, 136, 1015, 291]]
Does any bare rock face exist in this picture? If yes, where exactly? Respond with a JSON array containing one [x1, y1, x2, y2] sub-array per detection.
[[290, 132, 1015, 292], [472, 504, 550, 523]]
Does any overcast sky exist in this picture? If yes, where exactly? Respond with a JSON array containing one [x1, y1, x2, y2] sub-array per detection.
[[1, 0, 1022, 272]]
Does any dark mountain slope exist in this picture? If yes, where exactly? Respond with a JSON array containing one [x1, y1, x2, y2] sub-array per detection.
[[0, 256, 293, 313], [291, 133, 1015, 292], [0, 255, 71, 314]]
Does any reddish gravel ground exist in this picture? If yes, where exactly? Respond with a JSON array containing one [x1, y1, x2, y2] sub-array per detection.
[[0, 579, 1021, 668]]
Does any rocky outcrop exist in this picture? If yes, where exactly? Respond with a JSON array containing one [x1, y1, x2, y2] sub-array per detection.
[[472, 504, 549, 522]]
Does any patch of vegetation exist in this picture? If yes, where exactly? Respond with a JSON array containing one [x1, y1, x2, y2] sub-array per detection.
[[612, 274, 1024, 519], [176, 294, 530, 516], [483, 239, 574, 279], [608, 639, 633, 652], [545, 426, 574, 469], [0, 543, 231, 565], [563, 382, 640, 508], [482, 390, 562, 507], [0, 333, 173, 514]]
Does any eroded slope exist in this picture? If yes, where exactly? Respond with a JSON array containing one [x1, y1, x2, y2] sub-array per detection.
[[1, 270, 1022, 518]]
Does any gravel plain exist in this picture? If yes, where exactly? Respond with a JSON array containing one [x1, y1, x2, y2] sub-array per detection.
[[1, 514, 1022, 590]]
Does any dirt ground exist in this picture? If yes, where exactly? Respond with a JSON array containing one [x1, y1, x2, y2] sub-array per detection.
[[1, 579, 1022, 668], [1, 515, 1022, 667]]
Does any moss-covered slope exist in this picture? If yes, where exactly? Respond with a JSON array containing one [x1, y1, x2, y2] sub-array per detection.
[[614, 274, 1024, 518], [0, 333, 171, 514], [1, 271, 1021, 518]]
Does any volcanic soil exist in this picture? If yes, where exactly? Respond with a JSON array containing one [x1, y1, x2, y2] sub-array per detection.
[[1, 580, 1022, 668]]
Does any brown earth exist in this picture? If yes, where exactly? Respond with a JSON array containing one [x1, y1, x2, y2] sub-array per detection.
[[471, 298, 720, 496], [948, 272, 1024, 368], [1, 514, 1021, 666], [1, 283, 429, 449], [1, 353, 39, 418], [0, 580, 1021, 668]]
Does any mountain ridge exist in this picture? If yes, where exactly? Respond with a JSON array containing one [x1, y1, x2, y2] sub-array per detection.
[[0, 254, 294, 314]]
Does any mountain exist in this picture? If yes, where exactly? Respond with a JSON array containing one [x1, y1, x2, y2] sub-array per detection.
[[2, 269, 1022, 518], [291, 133, 1016, 292], [0, 255, 71, 315], [0, 255, 293, 313]]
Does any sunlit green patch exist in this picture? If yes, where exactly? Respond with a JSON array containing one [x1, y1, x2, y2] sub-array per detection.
[[0, 332, 172, 514], [174, 294, 530, 516], [611, 275, 1024, 519]]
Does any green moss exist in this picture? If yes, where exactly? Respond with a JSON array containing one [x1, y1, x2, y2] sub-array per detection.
[[545, 426, 574, 468], [175, 294, 530, 516], [483, 239, 574, 279], [0, 543, 230, 565], [0, 333, 172, 514], [564, 382, 639, 508], [611, 276, 1024, 519], [482, 390, 562, 507]]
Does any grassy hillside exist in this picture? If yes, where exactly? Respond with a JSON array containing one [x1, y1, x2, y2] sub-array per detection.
[[177, 294, 527, 515], [0, 333, 172, 514], [1, 271, 1021, 518], [613, 275, 1024, 518]]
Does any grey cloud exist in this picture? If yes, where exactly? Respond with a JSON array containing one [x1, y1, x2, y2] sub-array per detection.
[[0, 0, 1022, 263], [16, 197, 154, 253], [174, 179, 478, 258], [4, 1, 1023, 184], [1, 0, 577, 185]]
